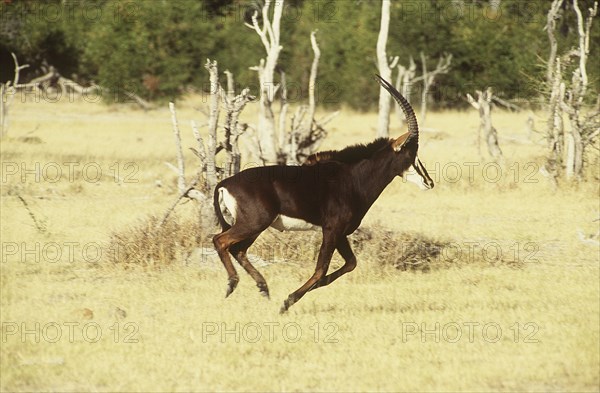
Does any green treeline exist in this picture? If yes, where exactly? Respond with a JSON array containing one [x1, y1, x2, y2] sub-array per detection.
[[1, 0, 598, 109]]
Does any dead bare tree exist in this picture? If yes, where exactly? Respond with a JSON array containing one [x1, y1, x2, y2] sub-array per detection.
[[394, 56, 416, 126], [284, 31, 338, 165], [393, 53, 451, 129], [160, 59, 254, 228], [545, 0, 599, 181], [203, 60, 220, 190], [546, 58, 566, 175], [467, 88, 504, 162], [419, 52, 452, 126], [1, 53, 29, 137], [0, 54, 148, 133], [34, 66, 149, 109], [246, 0, 283, 163], [221, 80, 253, 177], [158, 101, 206, 228], [376, 0, 399, 138], [562, 0, 598, 180], [246, 0, 335, 165], [545, 0, 566, 178], [28, 65, 100, 98]]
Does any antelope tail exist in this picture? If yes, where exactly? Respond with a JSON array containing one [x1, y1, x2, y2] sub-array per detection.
[[213, 187, 231, 231]]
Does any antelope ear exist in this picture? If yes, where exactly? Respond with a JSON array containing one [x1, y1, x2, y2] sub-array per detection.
[[391, 132, 410, 151]]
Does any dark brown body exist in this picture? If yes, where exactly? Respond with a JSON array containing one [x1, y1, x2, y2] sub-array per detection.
[[217, 143, 408, 234]]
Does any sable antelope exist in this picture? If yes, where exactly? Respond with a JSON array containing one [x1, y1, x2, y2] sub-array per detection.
[[212, 75, 433, 313]]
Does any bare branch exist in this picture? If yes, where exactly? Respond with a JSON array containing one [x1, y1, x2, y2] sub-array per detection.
[[204, 59, 220, 189], [278, 70, 288, 149], [492, 96, 522, 112], [376, 0, 396, 138], [124, 90, 153, 110], [223, 70, 235, 102], [247, 10, 270, 51], [317, 110, 340, 128], [545, 0, 564, 85], [573, 0, 589, 89], [157, 180, 202, 229], [165, 162, 180, 175], [169, 102, 187, 194], [16, 193, 45, 233], [420, 51, 428, 123], [191, 120, 207, 163], [420, 52, 452, 125], [11, 52, 29, 87], [467, 88, 503, 161], [305, 30, 321, 135], [1, 53, 30, 137], [222, 87, 254, 175], [466, 93, 479, 109]]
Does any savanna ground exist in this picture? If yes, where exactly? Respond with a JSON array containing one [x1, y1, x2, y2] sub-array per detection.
[[1, 92, 599, 392]]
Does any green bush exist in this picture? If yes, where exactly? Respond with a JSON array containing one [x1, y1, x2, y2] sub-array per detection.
[[1, 0, 598, 108]]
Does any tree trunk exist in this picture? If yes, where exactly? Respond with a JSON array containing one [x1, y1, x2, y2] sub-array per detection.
[[376, 0, 398, 138], [205, 60, 219, 189], [467, 88, 503, 162], [248, 0, 284, 163], [1, 53, 29, 137], [420, 51, 429, 125], [546, 0, 564, 86], [565, 0, 596, 180]]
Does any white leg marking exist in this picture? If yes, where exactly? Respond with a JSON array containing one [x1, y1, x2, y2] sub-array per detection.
[[271, 215, 318, 232]]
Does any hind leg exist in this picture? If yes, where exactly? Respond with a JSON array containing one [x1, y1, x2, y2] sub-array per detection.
[[213, 230, 241, 298], [230, 236, 270, 299], [213, 186, 276, 298], [213, 223, 272, 298]]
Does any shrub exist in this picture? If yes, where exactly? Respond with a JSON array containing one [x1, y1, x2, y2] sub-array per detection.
[[351, 226, 450, 272], [105, 214, 202, 268]]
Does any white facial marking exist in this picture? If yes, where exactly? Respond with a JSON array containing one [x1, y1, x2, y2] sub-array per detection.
[[404, 170, 429, 190], [271, 215, 318, 232], [219, 187, 238, 225]]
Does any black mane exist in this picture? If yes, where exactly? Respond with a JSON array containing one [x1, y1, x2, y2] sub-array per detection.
[[307, 138, 391, 165]]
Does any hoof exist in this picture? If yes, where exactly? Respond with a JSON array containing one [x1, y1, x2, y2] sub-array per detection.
[[258, 283, 270, 300], [279, 298, 293, 314], [225, 277, 239, 298]]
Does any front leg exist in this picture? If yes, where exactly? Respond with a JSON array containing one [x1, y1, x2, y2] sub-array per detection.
[[280, 230, 337, 313], [310, 236, 357, 291]]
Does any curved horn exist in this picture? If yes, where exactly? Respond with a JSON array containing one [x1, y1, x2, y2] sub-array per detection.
[[375, 74, 419, 148]]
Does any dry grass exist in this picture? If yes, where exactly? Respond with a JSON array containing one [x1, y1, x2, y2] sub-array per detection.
[[105, 214, 201, 268], [1, 95, 599, 392], [106, 214, 455, 272]]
